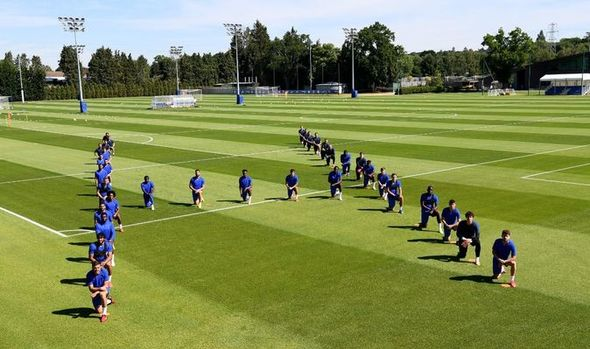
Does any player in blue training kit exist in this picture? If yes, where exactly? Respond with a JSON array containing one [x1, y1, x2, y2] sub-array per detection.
[[298, 126, 306, 145], [89, 233, 113, 277], [441, 199, 461, 242], [140, 175, 155, 210], [95, 213, 116, 243], [105, 191, 123, 232], [189, 169, 205, 208], [377, 168, 389, 199], [363, 160, 376, 189], [285, 169, 299, 201], [328, 166, 343, 200], [419, 185, 442, 232], [386, 173, 404, 213], [456, 211, 481, 265], [94, 203, 113, 225], [492, 229, 517, 287], [355, 152, 367, 181], [324, 141, 336, 166], [340, 150, 351, 177], [96, 177, 112, 204], [87, 263, 111, 323], [238, 169, 253, 204]]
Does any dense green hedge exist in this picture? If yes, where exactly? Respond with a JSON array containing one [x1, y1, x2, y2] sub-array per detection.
[[400, 85, 444, 94], [44, 80, 176, 100]]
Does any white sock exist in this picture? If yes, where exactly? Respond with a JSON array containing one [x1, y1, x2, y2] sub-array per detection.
[[510, 276, 515, 282], [102, 306, 108, 315]]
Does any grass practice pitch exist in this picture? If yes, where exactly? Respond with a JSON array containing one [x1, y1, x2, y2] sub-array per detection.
[[1, 93, 589, 348]]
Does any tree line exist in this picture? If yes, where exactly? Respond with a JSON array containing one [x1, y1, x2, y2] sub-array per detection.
[[1, 21, 589, 101]]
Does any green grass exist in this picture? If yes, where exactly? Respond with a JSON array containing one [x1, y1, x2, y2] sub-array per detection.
[[1, 93, 590, 348]]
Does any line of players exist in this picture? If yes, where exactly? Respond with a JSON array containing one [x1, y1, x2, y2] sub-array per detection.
[[298, 126, 517, 287], [86, 133, 122, 323]]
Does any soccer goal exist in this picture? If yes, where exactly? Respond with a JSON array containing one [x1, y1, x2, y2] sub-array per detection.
[[151, 95, 196, 109], [255, 86, 279, 97], [0, 96, 11, 110], [179, 89, 203, 102]]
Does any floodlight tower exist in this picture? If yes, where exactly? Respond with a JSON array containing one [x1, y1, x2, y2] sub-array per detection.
[[58, 16, 87, 113], [343, 28, 359, 98], [224, 23, 244, 105], [17, 54, 24, 103], [170, 46, 183, 95], [308, 38, 313, 91]]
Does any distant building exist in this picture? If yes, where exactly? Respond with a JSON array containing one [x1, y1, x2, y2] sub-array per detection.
[[514, 53, 589, 90], [45, 71, 66, 84]]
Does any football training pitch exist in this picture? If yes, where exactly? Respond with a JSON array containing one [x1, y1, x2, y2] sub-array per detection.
[[1, 93, 589, 348]]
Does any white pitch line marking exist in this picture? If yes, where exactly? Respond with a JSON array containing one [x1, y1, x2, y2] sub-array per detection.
[[520, 162, 590, 179], [62, 187, 335, 238], [522, 177, 590, 187], [0, 206, 67, 237]]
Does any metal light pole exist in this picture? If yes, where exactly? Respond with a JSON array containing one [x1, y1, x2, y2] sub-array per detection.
[[17, 55, 25, 103], [308, 39, 313, 91], [343, 28, 359, 98], [58, 16, 86, 113], [170, 46, 183, 95], [224, 23, 244, 105]]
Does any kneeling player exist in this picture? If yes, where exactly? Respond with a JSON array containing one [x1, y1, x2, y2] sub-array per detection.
[[89, 233, 113, 277], [189, 169, 206, 208], [456, 211, 481, 265], [86, 263, 111, 323], [492, 229, 517, 287], [328, 166, 343, 200], [140, 175, 155, 210], [285, 169, 299, 201], [239, 169, 253, 204], [441, 199, 461, 242], [377, 168, 389, 199], [386, 173, 404, 213], [340, 150, 351, 176]]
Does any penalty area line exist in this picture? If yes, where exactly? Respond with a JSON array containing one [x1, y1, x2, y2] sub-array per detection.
[[0, 206, 67, 238]]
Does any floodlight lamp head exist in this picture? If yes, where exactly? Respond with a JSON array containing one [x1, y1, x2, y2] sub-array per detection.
[[59, 16, 86, 32], [223, 23, 243, 36]]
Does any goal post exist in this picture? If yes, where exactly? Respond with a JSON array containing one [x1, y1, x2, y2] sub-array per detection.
[[255, 86, 279, 97], [0, 96, 11, 110], [179, 89, 203, 102], [151, 95, 196, 109]]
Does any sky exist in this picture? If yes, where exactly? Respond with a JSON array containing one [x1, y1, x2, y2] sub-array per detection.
[[1, 0, 589, 70]]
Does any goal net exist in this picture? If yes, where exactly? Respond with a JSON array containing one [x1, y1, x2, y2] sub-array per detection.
[[180, 89, 203, 102], [0, 96, 11, 110], [151, 95, 196, 109], [255, 86, 279, 97]]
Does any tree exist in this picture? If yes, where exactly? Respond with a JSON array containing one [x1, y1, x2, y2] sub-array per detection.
[[135, 55, 150, 84], [0, 52, 19, 98], [150, 55, 175, 80], [313, 43, 340, 83], [482, 27, 533, 85], [58, 46, 80, 83], [242, 20, 271, 84], [88, 47, 116, 84]]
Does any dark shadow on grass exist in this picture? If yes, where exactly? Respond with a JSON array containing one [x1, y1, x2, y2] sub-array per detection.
[[66, 257, 89, 263], [307, 195, 331, 200], [78, 226, 95, 231], [388, 225, 419, 230], [407, 238, 444, 244], [217, 199, 243, 204], [79, 208, 96, 212], [83, 177, 95, 180], [264, 197, 287, 201], [418, 255, 472, 263], [311, 164, 328, 167], [168, 202, 194, 207], [77, 193, 96, 197], [68, 242, 91, 246], [449, 275, 494, 284], [122, 204, 146, 209], [357, 208, 387, 213], [353, 195, 380, 199], [60, 278, 87, 286], [52, 307, 97, 319]]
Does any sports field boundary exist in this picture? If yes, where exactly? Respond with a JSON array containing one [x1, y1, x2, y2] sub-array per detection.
[[0, 205, 67, 237]]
